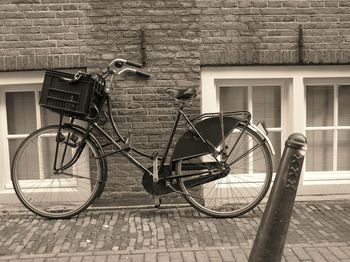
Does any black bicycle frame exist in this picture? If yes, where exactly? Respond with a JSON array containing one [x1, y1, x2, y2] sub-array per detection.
[[89, 102, 222, 179], [52, 96, 246, 185]]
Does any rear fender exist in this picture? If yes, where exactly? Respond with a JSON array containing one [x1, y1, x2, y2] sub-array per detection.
[[248, 123, 276, 156]]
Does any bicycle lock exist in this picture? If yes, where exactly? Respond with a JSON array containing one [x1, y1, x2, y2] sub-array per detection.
[[248, 133, 308, 262]]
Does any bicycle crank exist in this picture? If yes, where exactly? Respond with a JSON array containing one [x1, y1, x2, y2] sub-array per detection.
[[142, 165, 173, 196], [142, 166, 205, 200]]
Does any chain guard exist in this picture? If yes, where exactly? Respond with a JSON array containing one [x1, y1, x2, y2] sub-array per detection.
[[142, 165, 173, 196]]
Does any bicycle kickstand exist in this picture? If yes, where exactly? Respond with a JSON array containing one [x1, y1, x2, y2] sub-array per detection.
[[154, 196, 161, 208], [152, 153, 162, 208]]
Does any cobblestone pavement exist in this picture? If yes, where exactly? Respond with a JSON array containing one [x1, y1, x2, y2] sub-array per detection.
[[0, 200, 349, 261]]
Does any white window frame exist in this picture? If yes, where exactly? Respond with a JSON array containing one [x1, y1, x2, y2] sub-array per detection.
[[0, 72, 45, 202], [304, 79, 350, 181], [217, 79, 286, 161], [0, 70, 86, 203], [201, 65, 350, 195]]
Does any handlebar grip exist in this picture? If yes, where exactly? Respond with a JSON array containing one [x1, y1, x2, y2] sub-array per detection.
[[126, 61, 142, 68], [135, 70, 151, 78]]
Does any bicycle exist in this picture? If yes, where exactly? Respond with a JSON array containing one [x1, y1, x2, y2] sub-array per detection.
[[11, 58, 276, 219]]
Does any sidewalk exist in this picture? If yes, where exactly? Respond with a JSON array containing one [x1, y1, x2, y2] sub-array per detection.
[[0, 200, 349, 262]]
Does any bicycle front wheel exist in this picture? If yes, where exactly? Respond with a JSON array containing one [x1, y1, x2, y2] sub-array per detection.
[[11, 125, 104, 219], [176, 124, 273, 218]]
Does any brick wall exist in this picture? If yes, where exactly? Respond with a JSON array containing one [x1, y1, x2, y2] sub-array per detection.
[[198, 0, 350, 65], [86, 0, 201, 206], [1, 0, 350, 206], [0, 0, 90, 70]]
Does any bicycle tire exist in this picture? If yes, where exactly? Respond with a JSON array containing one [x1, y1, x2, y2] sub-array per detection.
[[11, 125, 104, 219], [176, 124, 273, 218]]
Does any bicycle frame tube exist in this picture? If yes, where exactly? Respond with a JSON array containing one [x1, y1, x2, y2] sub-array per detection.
[[159, 106, 221, 174], [158, 106, 183, 174], [177, 110, 222, 164], [106, 96, 125, 143], [92, 106, 184, 176], [78, 99, 222, 180], [91, 122, 153, 175]]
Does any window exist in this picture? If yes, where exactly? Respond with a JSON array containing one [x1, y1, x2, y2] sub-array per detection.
[[219, 84, 282, 172], [0, 70, 82, 201], [7, 91, 40, 182], [306, 84, 350, 175], [5, 91, 59, 181], [201, 65, 350, 195]]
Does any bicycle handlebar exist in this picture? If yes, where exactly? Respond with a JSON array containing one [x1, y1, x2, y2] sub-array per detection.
[[108, 58, 150, 78], [135, 70, 151, 78], [105, 60, 151, 93], [125, 61, 142, 68], [115, 68, 150, 78], [110, 58, 142, 69]]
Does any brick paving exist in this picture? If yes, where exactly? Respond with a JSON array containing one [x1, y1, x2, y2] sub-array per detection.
[[0, 200, 349, 261]]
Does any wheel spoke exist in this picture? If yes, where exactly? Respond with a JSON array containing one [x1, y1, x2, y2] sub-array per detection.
[[177, 124, 272, 218], [11, 125, 103, 219], [61, 172, 101, 183]]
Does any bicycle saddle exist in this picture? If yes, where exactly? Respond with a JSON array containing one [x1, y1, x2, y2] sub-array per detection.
[[166, 88, 197, 100]]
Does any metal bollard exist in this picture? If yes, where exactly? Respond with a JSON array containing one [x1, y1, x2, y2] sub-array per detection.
[[248, 133, 307, 262]]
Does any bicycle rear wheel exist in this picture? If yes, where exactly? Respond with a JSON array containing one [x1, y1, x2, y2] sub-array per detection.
[[176, 124, 272, 218], [11, 125, 104, 219]]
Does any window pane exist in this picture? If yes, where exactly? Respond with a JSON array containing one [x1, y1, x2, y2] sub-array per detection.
[[339, 85, 350, 126], [220, 86, 248, 111], [338, 130, 350, 171], [40, 107, 85, 128], [306, 86, 333, 127], [40, 107, 60, 126], [9, 139, 39, 180], [10, 135, 76, 181], [39, 91, 69, 126], [6, 92, 36, 134], [252, 86, 281, 127], [306, 130, 333, 172]]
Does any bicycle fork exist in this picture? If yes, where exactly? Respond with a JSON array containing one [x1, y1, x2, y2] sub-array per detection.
[[52, 118, 88, 173]]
